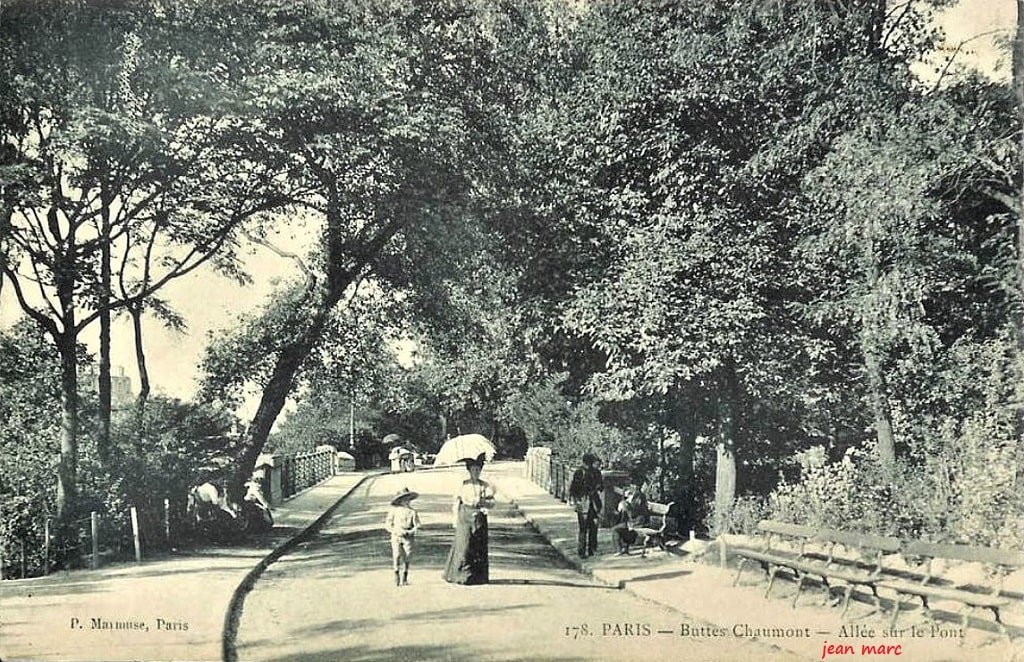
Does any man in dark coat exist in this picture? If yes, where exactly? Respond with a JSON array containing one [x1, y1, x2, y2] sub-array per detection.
[[568, 453, 603, 557]]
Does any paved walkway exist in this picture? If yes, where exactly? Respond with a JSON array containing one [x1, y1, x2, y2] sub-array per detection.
[[233, 467, 795, 662], [0, 472, 370, 662], [485, 463, 1024, 662], [3, 463, 1020, 662]]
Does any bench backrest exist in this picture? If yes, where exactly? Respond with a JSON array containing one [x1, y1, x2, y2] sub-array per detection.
[[647, 501, 676, 533], [902, 541, 1024, 567], [817, 527, 901, 553], [757, 520, 816, 539], [648, 501, 672, 516]]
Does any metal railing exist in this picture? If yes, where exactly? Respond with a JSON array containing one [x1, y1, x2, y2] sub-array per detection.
[[3, 447, 337, 580], [524, 447, 570, 502], [279, 447, 335, 500]]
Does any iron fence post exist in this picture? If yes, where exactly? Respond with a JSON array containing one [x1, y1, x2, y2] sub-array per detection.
[[130, 507, 141, 563], [90, 512, 99, 570], [44, 518, 50, 576]]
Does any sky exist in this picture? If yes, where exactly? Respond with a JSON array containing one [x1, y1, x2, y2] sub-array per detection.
[[0, 0, 1017, 417], [0, 223, 310, 416], [925, 0, 1015, 80]]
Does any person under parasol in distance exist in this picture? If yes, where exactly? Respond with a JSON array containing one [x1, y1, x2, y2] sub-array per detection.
[[443, 452, 494, 585]]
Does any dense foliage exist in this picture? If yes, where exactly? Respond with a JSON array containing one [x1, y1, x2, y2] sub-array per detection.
[[2, 0, 1020, 569], [0, 322, 237, 576], [474, 0, 1020, 541]]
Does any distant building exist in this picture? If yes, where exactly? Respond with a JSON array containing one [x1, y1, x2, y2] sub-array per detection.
[[79, 364, 134, 409], [109, 365, 133, 407]]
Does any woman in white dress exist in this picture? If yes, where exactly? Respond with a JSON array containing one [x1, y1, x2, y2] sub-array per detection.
[[443, 454, 494, 585]]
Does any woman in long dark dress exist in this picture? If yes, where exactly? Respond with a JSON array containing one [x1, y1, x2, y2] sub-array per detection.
[[443, 455, 494, 585]]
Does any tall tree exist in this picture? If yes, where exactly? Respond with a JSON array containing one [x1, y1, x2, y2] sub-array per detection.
[[502, 0, 955, 527], [0, 1, 284, 519], [1010, 0, 1024, 499], [213, 0, 533, 498], [1017, 1, 1024, 325]]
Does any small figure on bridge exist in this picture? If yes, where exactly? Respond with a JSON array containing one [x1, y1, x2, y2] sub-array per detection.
[[569, 453, 603, 558], [385, 487, 421, 586]]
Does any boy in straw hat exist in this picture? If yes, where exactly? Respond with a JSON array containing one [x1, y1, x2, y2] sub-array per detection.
[[385, 487, 421, 586]]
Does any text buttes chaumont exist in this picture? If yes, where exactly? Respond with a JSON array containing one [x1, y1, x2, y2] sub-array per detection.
[[679, 624, 812, 638]]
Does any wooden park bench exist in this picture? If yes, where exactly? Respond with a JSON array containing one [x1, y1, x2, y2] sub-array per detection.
[[632, 501, 677, 557], [728, 520, 901, 616], [789, 528, 902, 615], [729, 520, 816, 595], [880, 541, 1024, 641]]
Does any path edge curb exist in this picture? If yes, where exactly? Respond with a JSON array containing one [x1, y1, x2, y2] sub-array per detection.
[[221, 471, 382, 662]]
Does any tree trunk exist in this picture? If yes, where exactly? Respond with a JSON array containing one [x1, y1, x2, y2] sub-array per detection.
[[866, 0, 885, 55], [714, 441, 736, 534], [348, 396, 355, 451], [130, 302, 151, 413], [227, 307, 329, 501], [56, 333, 79, 521], [1013, 0, 1024, 494], [862, 221, 897, 474], [97, 193, 112, 462], [226, 192, 402, 500], [863, 342, 897, 470], [1017, 3, 1024, 307], [712, 362, 737, 536], [53, 207, 79, 522], [665, 387, 698, 534], [658, 426, 665, 501]]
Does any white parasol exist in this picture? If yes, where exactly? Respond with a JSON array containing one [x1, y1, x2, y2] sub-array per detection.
[[434, 434, 496, 466]]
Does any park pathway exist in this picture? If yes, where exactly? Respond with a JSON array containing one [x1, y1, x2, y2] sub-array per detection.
[[0, 472, 368, 662], [232, 467, 797, 661]]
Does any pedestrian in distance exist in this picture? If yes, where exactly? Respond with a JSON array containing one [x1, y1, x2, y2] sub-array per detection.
[[568, 453, 603, 558], [385, 487, 421, 586], [443, 453, 494, 585], [611, 482, 649, 555]]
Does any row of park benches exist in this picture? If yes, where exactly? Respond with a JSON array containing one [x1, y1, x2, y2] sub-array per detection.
[[723, 520, 1024, 640], [602, 493, 1022, 641]]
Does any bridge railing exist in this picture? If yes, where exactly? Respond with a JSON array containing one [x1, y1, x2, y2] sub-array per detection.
[[277, 448, 335, 502], [524, 447, 570, 503]]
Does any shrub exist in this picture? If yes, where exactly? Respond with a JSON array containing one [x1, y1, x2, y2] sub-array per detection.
[[712, 495, 769, 535], [765, 444, 984, 541]]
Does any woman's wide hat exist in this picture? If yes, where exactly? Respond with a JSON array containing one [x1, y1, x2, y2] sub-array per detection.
[[463, 452, 487, 468], [391, 487, 419, 506]]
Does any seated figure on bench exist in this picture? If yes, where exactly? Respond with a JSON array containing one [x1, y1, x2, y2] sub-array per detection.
[[611, 483, 649, 555]]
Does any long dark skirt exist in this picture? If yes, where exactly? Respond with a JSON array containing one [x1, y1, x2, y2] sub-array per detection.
[[444, 505, 488, 585]]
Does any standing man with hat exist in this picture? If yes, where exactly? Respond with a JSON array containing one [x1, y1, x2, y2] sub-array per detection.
[[385, 487, 421, 586], [568, 453, 603, 558]]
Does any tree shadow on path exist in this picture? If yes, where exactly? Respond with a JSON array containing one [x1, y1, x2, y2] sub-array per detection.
[[488, 577, 618, 590]]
